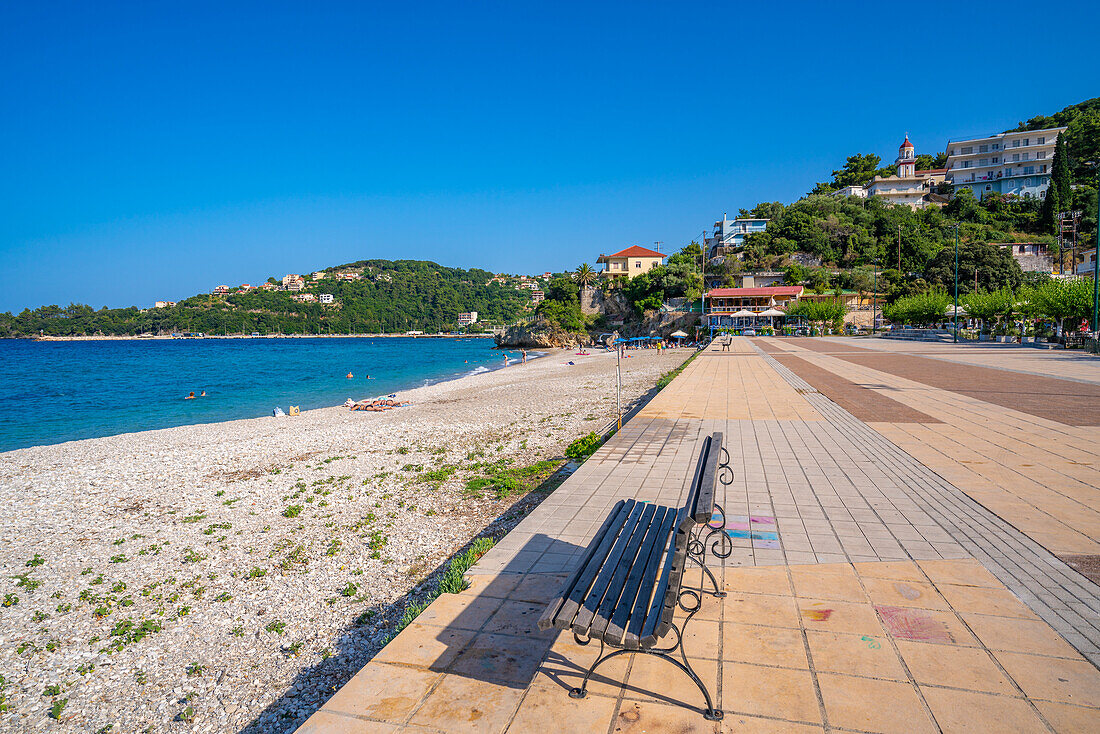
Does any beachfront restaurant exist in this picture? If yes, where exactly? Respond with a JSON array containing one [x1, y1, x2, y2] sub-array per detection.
[[705, 286, 804, 331]]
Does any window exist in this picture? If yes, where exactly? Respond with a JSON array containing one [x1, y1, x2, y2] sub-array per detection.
[[1037, 151, 1046, 159], [1041, 164, 1047, 173], [1024, 166, 1035, 175], [1037, 136, 1045, 145], [948, 149, 955, 156], [635, 261, 642, 269], [992, 156, 999, 163], [961, 146, 973, 154], [1013, 153, 1020, 162], [1012, 140, 1020, 147], [963, 160, 971, 168], [1023, 138, 1029, 146], [992, 143, 1001, 150], [979, 158, 989, 166]]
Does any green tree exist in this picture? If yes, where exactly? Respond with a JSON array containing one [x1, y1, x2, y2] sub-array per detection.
[[812, 153, 882, 194], [883, 290, 950, 327], [1051, 135, 1073, 215], [924, 240, 1023, 296], [961, 287, 1015, 334]]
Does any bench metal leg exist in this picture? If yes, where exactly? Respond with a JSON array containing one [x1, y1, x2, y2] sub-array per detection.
[[568, 620, 723, 721]]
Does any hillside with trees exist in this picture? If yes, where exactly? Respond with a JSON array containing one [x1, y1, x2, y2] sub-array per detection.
[[0, 260, 539, 338]]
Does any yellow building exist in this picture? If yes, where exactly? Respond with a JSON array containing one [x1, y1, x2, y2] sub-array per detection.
[[597, 245, 665, 279]]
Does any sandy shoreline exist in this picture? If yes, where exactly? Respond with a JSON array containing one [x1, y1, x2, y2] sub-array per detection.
[[0, 346, 693, 732]]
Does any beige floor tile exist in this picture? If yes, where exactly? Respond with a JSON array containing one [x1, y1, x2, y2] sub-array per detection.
[[861, 576, 950, 611], [723, 566, 793, 596], [537, 649, 629, 698], [921, 686, 1049, 733], [447, 632, 550, 686], [463, 573, 521, 599], [817, 673, 937, 734], [611, 699, 719, 733], [936, 583, 1039, 620], [853, 561, 927, 584], [622, 654, 720, 711], [917, 559, 1003, 588], [718, 714, 823, 732], [723, 592, 801, 629], [895, 640, 1018, 695], [680, 618, 722, 659], [321, 663, 441, 724], [798, 598, 885, 636], [412, 593, 502, 631], [723, 622, 809, 669], [510, 573, 571, 604], [805, 630, 906, 680], [483, 599, 557, 639], [372, 624, 477, 671], [876, 605, 979, 646], [297, 710, 399, 733], [1032, 700, 1100, 732], [722, 662, 821, 724], [962, 614, 1083, 658], [506, 676, 619, 733], [790, 565, 867, 601], [995, 651, 1100, 708], [408, 675, 524, 733]]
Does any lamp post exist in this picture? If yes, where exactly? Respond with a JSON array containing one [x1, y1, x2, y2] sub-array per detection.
[[872, 258, 879, 335], [951, 223, 960, 343], [1090, 164, 1100, 339]]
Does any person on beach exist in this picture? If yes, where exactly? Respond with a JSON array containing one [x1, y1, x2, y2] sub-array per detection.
[[521, 350, 527, 364], [185, 391, 195, 400]]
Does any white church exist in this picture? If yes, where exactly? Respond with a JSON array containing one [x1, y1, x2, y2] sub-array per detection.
[[837, 136, 948, 210]]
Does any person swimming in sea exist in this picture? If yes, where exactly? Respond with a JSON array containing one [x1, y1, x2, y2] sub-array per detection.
[[346, 372, 354, 379], [200, 390, 206, 397], [185, 391, 195, 400]]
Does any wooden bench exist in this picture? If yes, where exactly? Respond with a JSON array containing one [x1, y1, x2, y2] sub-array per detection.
[[537, 432, 733, 720]]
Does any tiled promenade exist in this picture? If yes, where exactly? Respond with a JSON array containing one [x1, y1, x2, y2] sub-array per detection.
[[300, 338, 1100, 733]]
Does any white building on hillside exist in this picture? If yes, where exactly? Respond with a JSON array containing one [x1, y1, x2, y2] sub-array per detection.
[[319, 293, 334, 304], [458, 311, 478, 326], [945, 126, 1067, 200], [705, 215, 769, 259], [862, 136, 947, 210]]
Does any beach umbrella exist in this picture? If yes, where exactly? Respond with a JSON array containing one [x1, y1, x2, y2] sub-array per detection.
[[760, 308, 785, 317], [669, 330, 688, 338], [945, 304, 968, 315], [731, 309, 755, 317]]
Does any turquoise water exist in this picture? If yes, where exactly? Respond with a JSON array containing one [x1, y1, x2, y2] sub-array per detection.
[[0, 337, 514, 452]]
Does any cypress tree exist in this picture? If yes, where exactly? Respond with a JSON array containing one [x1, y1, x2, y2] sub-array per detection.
[[1051, 135, 1073, 211], [1041, 183, 1058, 234]]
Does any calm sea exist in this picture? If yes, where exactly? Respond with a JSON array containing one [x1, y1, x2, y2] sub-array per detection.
[[0, 337, 515, 453]]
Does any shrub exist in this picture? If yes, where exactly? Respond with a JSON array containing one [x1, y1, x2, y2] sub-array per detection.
[[566, 432, 603, 462]]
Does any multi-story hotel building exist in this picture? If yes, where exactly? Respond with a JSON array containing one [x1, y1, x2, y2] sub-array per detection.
[[945, 127, 1066, 200], [705, 215, 769, 259]]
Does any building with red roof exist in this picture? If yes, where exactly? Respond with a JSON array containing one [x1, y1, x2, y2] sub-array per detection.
[[596, 245, 666, 279], [705, 286, 804, 328]]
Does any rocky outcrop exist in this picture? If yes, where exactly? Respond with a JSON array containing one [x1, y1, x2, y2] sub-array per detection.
[[494, 324, 592, 349]]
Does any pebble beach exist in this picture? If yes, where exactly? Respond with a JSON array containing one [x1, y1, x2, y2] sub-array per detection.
[[0, 346, 692, 733]]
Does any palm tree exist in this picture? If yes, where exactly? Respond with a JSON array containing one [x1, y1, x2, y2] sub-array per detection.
[[573, 263, 597, 288]]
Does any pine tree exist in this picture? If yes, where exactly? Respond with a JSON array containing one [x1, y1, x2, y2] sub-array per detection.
[[1051, 135, 1073, 212]]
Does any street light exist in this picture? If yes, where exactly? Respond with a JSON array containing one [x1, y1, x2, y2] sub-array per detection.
[[1086, 162, 1100, 340], [872, 258, 879, 335], [949, 223, 960, 343]]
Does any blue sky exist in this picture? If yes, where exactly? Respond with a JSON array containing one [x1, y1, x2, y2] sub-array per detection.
[[2, 1, 1097, 312]]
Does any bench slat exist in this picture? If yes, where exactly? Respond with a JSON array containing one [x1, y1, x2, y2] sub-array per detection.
[[572, 501, 646, 634], [617, 505, 677, 648], [537, 499, 630, 631], [639, 507, 685, 646], [591, 503, 659, 642], [693, 433, 722, 523], [547, 500, 634, 632]]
